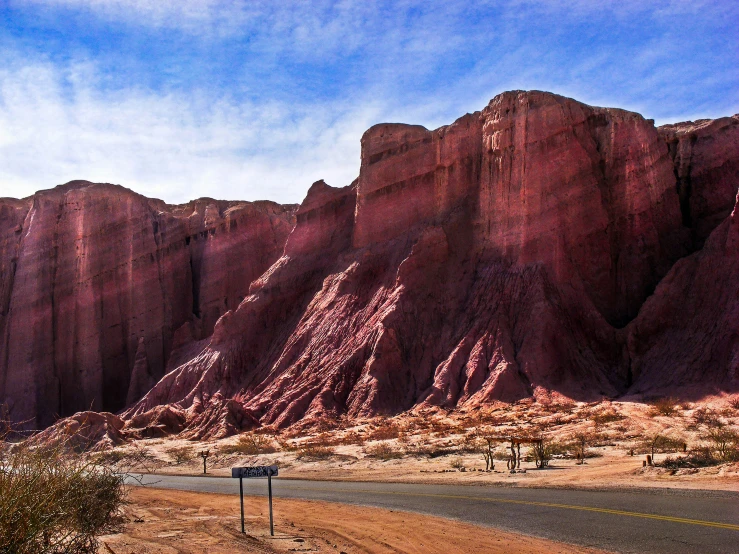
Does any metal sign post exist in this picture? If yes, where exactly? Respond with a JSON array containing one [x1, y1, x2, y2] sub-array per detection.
[[239, 475, 245, 534], [268, 472, 274, 536], [232, 465, 279, 536], [200, 450, 210, 474]]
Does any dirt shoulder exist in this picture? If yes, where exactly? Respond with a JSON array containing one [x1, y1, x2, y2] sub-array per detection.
[[100, 487, 608, 554]]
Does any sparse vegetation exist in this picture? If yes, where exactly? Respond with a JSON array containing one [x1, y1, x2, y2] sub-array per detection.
[[450, 457, 465, 470], [469, 427, 497, 470], [690, 407, 721, 428], [222, 433, 277, 455], [659, 447, 718, 469], [590, 409, 624, 427], [571, 431, 592, 464], [365, 421, 405, 441], [531, 439, 553, 469], [649, 398, 679, 417], [165, 445, 194, 465], [295, 444, 334, 460], [0, 424, 126, 554], [702, 426, 739, 462], [405, 443, 457, 458], [364, 443, 403, 460]]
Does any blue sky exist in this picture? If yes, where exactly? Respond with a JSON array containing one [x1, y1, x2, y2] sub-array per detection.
[[0, 1, 737, 204]]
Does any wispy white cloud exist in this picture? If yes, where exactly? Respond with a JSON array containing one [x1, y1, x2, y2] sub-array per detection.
[[1, 1, 736, 204], [0, 57, 385, 204]]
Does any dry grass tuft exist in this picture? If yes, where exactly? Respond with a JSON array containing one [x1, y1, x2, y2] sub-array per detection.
[[0, 420, 126, 554], [221, 433, 277, 456], [295, 444, 334, 460], [649, 398, 680, 417], [165, 446, 195, 465], [364, 442, 404, 460]]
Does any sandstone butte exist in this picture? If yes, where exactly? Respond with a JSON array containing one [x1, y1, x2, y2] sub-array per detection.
[[1, 90, 737, 439]]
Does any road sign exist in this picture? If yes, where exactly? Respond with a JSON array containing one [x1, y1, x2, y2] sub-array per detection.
[[231, 465, 278, 478], [232, 465, 278, 535]]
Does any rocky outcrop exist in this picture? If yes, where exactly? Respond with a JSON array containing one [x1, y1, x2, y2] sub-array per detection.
[[123, 91, 738, 437], [660, 115, 739, 244], [0, 182, 295, 428], [3, 91, 738, 435], [626, 191, 739, 397]]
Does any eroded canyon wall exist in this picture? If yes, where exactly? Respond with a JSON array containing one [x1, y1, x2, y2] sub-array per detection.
[[124, 91, 738, 438], [2, 90, 738, 434], [0, 182, 295, 428]]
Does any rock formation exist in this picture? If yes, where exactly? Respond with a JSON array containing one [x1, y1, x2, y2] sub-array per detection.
[[0, 182, 295, 428], [1, 91, 737, 435]]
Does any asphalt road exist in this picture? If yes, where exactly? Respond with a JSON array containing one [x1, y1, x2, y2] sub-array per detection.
[[129, 474, 739, 553]]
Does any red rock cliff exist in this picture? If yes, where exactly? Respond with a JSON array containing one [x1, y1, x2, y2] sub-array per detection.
[[123, 91, 738, 438], [0, 181, 295, 428], [3, 91, 738, 435]]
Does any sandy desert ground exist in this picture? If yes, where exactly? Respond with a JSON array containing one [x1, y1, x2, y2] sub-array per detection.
[[82, 397, 739, 553], [99, 398, 739, 492]]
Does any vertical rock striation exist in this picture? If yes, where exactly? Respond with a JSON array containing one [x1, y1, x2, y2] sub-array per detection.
[[0, 182, 295, 428], [2, 91, 738, 434], [124, 91, 739, 437]]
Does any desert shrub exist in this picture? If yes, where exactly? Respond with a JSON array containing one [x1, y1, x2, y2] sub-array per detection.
[[547, 441, 572, 458], [530, 440, 553, 468], [570, 432, 592, 463], [636, 434, 686, 463], [539, 400, 576, 414], [165, 446, 194, 465], [334, 431, 365, 446], [450, 457, 465, 469], [276, 438, 299, 452], [591, 410, 625, 427], [406, 443, 457, 458], [0, 440, 125, 554], [691, 407, 721, 428], [465, 428, 498, 470], [659, 447, 718, 469], [729, 398, 739, 410], [295, 445, 334, 460], [222, 433, 277, 455], [92, 449, 127, 466], [365, 421, 403, 441], [424, 419, 456, 436], [364, 443, 403, 460], [702, 427, 739, 462], [649, 398, 679, 417]]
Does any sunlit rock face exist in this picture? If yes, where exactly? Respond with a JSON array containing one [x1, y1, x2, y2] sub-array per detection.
[[0, 181, 295, 428], [2, 91, 738, 435]]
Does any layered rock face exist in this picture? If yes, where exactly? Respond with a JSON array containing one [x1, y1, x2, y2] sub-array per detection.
[[660, 115, 739, 244], [0, 182, 294, 428], [3, 91, 738, 435], [123, 91, 738, 438]]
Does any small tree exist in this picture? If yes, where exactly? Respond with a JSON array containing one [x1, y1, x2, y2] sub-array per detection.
[[572, 432, 591, 464], [531, 439, 552, 469], [703, 427, 739, 462], [644, 433, 665, 464], [468, 427, 497, 470]]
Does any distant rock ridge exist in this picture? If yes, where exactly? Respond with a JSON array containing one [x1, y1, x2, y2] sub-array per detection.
[[1, 90, 738, 435]]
